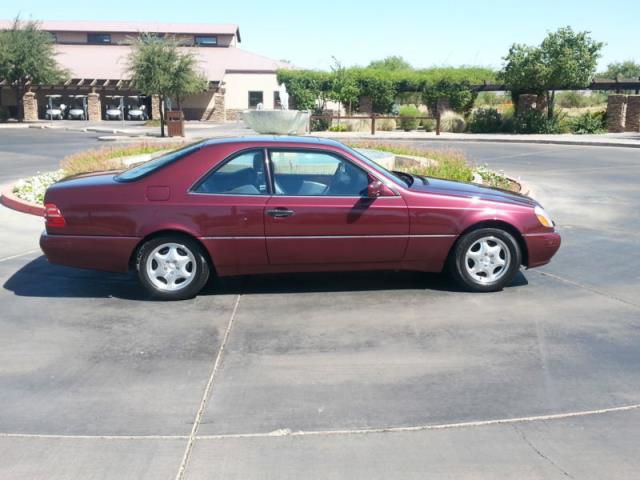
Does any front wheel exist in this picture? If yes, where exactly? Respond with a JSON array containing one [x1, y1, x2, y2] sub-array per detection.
[[449, 228, 521, 292], [137, 235, 210, 300]]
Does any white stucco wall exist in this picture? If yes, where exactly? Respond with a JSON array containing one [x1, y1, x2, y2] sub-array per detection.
[[223, 72, 280, 110]]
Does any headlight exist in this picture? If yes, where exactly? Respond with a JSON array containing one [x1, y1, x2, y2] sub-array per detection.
[[534, 206, 554, 228]]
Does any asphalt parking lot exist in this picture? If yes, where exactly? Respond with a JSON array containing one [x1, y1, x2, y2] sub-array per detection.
[[1, 129, 640, 479]]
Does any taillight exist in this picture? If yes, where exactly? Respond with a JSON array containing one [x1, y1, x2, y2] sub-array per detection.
[[44, 203, 66, 227]]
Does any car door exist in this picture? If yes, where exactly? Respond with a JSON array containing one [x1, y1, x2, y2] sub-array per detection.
[[189, 148, 270, 273], [264, 148, 409, 266]]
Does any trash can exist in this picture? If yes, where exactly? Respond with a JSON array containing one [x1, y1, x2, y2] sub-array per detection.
[[166, 110, 185, 137]]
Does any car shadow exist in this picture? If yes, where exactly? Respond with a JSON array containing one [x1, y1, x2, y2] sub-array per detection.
[[3, 255, 529, 300]]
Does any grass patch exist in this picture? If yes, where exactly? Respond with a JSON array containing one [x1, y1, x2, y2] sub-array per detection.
[[13, 141, 186, 205], [347, 140, 519, 192], [348, 141, 473, 182], [61, 142, 184, 177]]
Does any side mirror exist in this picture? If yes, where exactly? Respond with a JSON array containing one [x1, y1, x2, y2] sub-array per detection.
[[367, 179, 384, 198]]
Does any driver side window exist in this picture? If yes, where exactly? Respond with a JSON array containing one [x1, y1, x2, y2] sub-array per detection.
[[269, 150, 368, 196], [194, 150, 267, 195]]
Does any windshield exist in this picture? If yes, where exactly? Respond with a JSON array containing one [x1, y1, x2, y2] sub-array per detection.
[[115, 142, 204, 182], [342, 145, 411, 187]]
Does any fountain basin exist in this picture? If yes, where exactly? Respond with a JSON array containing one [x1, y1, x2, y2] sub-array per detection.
[[243, 110, 310, 135]]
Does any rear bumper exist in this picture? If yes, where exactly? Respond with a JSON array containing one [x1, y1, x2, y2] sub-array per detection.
[[524, 232, 561, 268], [40, 232, 139, 273]]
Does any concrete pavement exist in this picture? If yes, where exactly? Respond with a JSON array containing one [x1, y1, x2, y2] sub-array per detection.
[[1, 129, 639, 479]]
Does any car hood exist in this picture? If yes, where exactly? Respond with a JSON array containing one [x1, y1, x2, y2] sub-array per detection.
[[410, 177, 538, 207]]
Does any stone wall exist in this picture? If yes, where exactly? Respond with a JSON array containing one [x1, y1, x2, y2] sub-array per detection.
[[225, 109, 244, 121], [625, 96, 640, 132], [22, 91, 38, 122], [607, 94, 627, 133], [87, 92, 101, 121]]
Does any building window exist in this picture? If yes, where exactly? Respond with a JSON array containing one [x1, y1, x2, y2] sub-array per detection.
[[88, 33, 111, 44], [248, 91, 264, 109], [194, 35, 218, 46]]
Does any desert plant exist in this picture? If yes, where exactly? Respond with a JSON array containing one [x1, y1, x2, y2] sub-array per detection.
[[569, 111, 606, 134], [468, 108, 504, 133], [398, 105, 420, 131], [328, 123, 350, 132], [377, 118, 397, 131], [439, 111, 466, 132], [513, 110, 569, 134], [421, 118, 435, 132]]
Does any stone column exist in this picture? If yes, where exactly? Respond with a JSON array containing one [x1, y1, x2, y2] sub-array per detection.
[[87, 91, 102, 121], [624, 95, 640, 132], [607, 94, 627, 133], [22, 91, 38, 122], [151, 95, 161, 120], [211, 88, 226, 123]]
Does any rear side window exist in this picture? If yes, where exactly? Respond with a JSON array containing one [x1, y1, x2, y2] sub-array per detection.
[[193, 150, 267, 195], [115, 142, 203, 182]]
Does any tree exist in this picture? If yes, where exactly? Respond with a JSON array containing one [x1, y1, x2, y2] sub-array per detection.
[[0, 17, 67, 121], [601, 60, 640, 79], [500, 27, 603, 118], [128, 34, 207, 136], [330, 57, 360, 115], [368, 56, 413, 71]]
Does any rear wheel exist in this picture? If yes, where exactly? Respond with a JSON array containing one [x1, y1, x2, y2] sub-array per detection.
[[449, 228, 521, 292], [137, 235, 210, 300]]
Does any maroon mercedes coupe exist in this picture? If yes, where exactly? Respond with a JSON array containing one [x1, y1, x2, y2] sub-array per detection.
[[40, 137, 560, 300]]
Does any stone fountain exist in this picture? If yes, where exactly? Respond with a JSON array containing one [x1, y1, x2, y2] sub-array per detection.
[[242, 84, 310, 135]]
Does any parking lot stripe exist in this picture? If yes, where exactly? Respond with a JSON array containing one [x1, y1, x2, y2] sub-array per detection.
[[0, 249, 39, 263], [0, 433, 188, 440], [174, 294, 242, 480], [194, 403, 640, 440]]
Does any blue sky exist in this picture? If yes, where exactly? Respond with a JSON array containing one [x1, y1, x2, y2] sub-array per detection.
[[2, 0, 638, 71]]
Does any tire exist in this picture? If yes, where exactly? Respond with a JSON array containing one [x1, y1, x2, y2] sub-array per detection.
[[449, 227, 521, 292], [137, 235, 210, 300]]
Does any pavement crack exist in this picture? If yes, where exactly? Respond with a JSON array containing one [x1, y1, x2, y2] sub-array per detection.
[[535, 270, 640, 310], [174, 293, 242, 480], [513, 424, 574, 478]]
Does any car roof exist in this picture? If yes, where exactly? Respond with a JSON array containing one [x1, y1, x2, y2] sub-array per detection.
[[200, 136, 346, 149]]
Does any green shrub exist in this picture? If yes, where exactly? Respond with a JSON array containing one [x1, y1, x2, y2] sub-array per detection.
[[569, 111, 606, 134], [513, 110, 568, 134], [310, 108, 330, 131], [421, 118, 435, 132], [467, 108, 503, 133], [440, 111, 466, 132], [328, 123, 350, 132], [398, 105, 419, 131]]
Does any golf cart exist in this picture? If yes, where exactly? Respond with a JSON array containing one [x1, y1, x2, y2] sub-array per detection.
[[126, 96, 148, 121], [104, 95, 123, 120], [45, 95, 66, 120], [66, 95, 88, 120]]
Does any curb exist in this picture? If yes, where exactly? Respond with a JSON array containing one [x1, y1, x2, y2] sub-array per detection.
[[0, 185, 45, 217], [324, 134, 640, 149]]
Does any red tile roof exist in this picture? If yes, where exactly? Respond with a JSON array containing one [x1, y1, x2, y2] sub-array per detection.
[[54, 44, 290, 81], [0, 19, 240, 37]]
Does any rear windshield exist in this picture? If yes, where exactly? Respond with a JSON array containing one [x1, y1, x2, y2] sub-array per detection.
[[115, 142, 204, 182]]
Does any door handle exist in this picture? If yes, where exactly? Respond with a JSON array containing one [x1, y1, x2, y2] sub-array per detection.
[[266, 208, 295, 218]]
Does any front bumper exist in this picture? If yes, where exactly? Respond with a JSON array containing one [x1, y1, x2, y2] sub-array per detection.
[[40, 231, 139, 273], [524, 232, 561, 268]]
